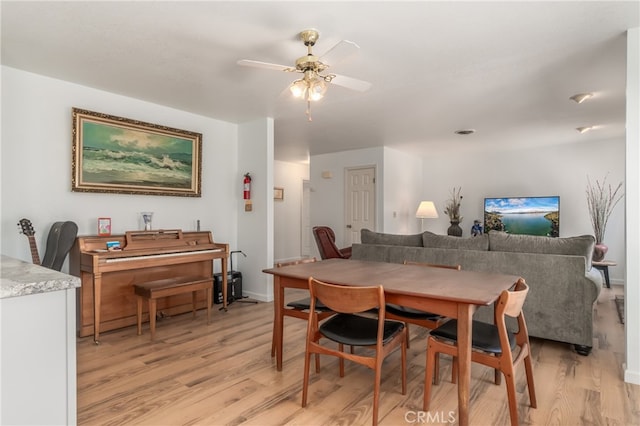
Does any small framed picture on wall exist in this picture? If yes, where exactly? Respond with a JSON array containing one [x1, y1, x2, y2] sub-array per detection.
[[274, 187, 284, 201], [98, 217, 111, 236]]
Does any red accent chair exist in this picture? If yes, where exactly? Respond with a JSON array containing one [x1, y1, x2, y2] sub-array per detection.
[[312, 226, 352, 259]]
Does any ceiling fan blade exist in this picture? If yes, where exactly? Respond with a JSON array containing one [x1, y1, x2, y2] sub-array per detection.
[[330, 73, 372, 92], [319, 40, 360, 66], [237, 59, 296, 73]]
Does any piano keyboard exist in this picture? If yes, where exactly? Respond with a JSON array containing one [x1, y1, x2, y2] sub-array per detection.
[[105, 248, 223, 263]]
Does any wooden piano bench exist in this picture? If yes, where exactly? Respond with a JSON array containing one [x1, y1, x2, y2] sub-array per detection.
[[134, 276, 213, 340]]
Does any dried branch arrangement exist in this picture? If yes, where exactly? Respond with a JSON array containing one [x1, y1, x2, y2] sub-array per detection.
[[444, 187, 463, 222], [586, 175, 624, 244]]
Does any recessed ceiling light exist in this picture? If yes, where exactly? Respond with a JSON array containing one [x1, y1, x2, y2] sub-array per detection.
[[576, 126, 594, 133], [454, 129, 475, 135], [570, 93, 593, 104]]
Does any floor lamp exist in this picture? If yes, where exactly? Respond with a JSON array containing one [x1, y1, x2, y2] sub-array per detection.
[[416, 201, 438, 231]]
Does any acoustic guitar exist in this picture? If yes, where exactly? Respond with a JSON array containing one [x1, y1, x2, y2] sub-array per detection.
[[18, 218, 78, 271], [18, 218, 41, 265]]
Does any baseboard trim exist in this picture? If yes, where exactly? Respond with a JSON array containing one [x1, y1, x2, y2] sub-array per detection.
[[243, 290, 270, 303], [624, 364, 640, 385]]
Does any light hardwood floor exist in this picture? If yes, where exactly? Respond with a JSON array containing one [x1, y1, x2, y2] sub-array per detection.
[[77, 285, 639, 425]]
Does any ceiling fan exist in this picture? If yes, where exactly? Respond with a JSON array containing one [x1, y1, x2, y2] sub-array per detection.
[[237, 29, 372, 120]]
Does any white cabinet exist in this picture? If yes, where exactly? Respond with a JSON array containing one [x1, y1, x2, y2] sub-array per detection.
[[0, 256, 79, 425]]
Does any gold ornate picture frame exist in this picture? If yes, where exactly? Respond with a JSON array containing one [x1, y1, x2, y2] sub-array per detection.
[[72, 108, 202, 197]]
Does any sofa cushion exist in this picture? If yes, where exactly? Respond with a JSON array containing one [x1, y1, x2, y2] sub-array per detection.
[[488, 231, 595, 267], [360, 229, 423, 247], [422, 231, 489, 251]]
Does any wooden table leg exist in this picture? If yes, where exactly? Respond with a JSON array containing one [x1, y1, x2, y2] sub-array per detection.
[[456, 304, 473, 426], [274, 275, 284, 371]]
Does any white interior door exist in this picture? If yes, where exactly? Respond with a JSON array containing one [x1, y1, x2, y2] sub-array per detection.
[[345, 166, 376, 246]]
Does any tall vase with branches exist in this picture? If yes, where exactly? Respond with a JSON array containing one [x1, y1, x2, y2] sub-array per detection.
[[444, 187, 463, 236], [586, 175, 623, 261]]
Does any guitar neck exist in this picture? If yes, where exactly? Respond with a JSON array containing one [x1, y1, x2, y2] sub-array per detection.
[[27, 236, 41, 265]]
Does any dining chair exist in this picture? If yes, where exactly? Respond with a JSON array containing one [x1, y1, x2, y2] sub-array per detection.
[[270, 258, 334, 370], [384, 261, 461, 348], [423, 278, 536, 426], [302, 277, 407, 426]]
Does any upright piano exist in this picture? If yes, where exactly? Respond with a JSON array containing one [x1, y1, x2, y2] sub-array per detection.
[[69, 229, 229, 342]]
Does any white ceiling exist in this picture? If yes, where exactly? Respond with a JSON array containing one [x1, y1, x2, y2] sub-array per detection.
[[2, 1, 638, 163]]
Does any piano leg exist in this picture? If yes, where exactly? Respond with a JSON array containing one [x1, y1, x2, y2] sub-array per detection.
[[93, 273, 103, 344], [137, 297, 143, 335]]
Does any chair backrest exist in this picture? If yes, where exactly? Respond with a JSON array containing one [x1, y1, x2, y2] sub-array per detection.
[[308, 277, 384, 314], [403, 260, 462, 271], [276, 257, 317, 268], [313, 226, 346, 259], [497, 278, 529, 319], [41, 221, 78, 271]]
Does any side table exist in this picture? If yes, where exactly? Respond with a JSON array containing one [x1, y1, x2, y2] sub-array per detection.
[[592, 260, 616, 289]]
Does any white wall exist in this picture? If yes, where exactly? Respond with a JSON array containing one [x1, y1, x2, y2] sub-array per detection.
[[310, 147, 384, 249], [381, 147, 423, 234], [310, 147, 423, 239], [1, 67, 240, 273], [421, 139, 626, 283], [624, 27, 639, 385], [274, 160, 309, 263], [236, 118, 274, 302], [301, 146, 426, 257], [310, 140, 626, 283]]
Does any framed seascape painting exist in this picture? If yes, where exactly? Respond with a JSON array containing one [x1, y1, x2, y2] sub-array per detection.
[[484, 196, 560, 237], [72, 108, 202, 197]]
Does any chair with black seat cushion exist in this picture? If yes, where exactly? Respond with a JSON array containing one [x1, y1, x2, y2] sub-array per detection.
[[423, 278, 536, 426], [270, 258, 335, 366], [384, 261, 460, 348], [302, 277, 407, 426], [312, 226, 352, 259]]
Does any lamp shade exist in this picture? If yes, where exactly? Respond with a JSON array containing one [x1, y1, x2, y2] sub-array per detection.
[[416, 201, 438, 219]]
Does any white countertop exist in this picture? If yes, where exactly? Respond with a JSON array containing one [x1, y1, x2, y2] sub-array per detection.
[[0, 255, 80, 299]]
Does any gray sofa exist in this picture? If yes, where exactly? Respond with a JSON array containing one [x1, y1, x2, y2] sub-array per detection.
[[351, 229, 603, 355]]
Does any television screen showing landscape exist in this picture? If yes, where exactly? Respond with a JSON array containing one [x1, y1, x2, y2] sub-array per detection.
[[484, 196, 560, 237]]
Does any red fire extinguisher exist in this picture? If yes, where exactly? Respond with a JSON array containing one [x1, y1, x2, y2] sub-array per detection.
[[243, 173, 252, 200]]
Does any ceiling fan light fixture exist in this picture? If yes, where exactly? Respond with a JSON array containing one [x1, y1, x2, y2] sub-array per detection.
[[570, 93, 593, 104], [308, 78, 327, 101], [238, 28, 371, 121], [289, 79, 307, 98], [576, 126, 595, 133]]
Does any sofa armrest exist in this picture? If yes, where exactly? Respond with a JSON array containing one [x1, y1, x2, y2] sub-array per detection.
[[586, 266, 604, 296]]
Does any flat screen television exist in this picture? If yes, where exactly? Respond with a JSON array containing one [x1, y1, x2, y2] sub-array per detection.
[[484, 196, 560, 237]]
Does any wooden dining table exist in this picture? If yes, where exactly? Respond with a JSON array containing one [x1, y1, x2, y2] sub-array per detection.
[[263, 258, 521, 426]]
